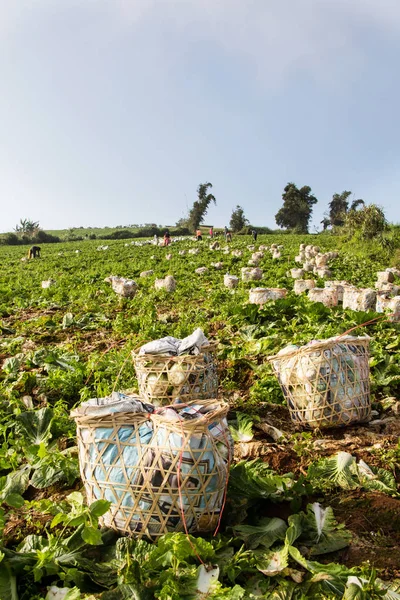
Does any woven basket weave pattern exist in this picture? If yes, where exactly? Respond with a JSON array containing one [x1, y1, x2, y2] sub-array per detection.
[[132, 346, 218, 406], [270, 337, 371, 429], [74, 401, 230, 539]]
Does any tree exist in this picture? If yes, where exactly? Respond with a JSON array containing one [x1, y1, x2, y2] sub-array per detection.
[[327, 191, 364, 227], [275, 183, 318, 233], [350, 199, 365, 211], [328, 191, 352, 227], [14, 219, 40, 235], [187, 183, 216, 231], [229, 205, 249, 232]]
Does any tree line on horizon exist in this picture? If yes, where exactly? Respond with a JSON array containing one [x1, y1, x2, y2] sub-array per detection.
[[2, 181, 391, 245], [176, 181, 389, 240]]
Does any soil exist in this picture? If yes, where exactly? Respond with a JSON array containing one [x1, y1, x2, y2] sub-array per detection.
[[330, 491, 400, 578], [2, 485, 82, 546], [231, 400, 400, 577]]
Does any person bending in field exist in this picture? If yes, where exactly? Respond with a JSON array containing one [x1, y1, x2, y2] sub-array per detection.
[[251, 229, 258, 242], [28, 246, 41, 259], [163, 230, 171, 246], [196, 229, 203, 241], [226, 231, 232, 242]]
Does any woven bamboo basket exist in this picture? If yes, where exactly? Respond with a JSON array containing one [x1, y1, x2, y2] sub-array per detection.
[[268, 336, 371, 429], [132, 344, 218, 406], [71, 399, 231, 540]]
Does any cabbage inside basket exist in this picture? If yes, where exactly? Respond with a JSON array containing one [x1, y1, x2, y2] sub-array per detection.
[[268, 335, 371, 429], [132, 344, 218, 406]]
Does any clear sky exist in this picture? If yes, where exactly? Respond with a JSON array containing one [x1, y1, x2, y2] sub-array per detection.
[[1, 0, 400, 233]]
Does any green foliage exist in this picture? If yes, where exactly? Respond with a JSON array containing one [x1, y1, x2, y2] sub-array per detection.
[[229, 413, 258, 442], [330, 191, 353, 226], [344, 204, 389, 240], [307, 452, 399, 496], [187, 182, 216, 231], [228, 459, 305, 502], [51, 492, 110, 545], [14, 219, 40, 235], [275, 183, 318, 233], [231, 517, 288, 549], [294, 503, 352, 555], [323, 191, 365, 230], [0, 561, 18, 600], [34, 230, 61, 244], [15, 408, 53, 445], [229, 206, 249, 233], [1, 233, 21, 246]]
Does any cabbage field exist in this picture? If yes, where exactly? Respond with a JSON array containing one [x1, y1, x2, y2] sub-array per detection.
[[1, 234, 400, 599]]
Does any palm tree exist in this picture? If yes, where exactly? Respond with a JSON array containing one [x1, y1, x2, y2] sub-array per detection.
[[14, 219, 40, 235], [326, 192, 364, 228], [188, 183, 216, 231], [349, 199, 365, 211]]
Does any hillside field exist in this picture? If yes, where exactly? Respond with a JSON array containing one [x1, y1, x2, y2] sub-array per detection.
[[1, 234, 400, 599]]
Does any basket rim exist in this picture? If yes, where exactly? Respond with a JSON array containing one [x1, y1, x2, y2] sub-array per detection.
[[132, 341, 218, 360], [72, 398, 228, 427], [267, 335, 371, 363]]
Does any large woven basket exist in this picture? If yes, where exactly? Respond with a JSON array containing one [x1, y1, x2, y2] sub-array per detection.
[[71, 399, 231, 540], [132, 344, 218, 406], [268, 336, 371, 429]]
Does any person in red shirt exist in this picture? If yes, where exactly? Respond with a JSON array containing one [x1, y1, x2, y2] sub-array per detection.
[[209, 227, 213, 238]]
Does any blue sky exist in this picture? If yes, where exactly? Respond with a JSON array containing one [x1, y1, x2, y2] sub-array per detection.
[[1, 0, 400, 232]]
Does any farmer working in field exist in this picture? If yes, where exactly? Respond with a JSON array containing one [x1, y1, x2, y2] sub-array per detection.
[[251, 229, 258, 242], [196, 229, 203, 241], [209, 227, 213, 238], [163, 230, 171, 246], [28, 246, 41, 259]]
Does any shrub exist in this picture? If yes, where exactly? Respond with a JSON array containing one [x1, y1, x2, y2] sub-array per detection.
[[104, 229, 135, 240], [344, 204, 388, 240], [33, 230, 61, 243], [1, 230, 61, 245], [101, 226, 192, 240], [237, 226, 274, 235], [1, 233, 21, 245]]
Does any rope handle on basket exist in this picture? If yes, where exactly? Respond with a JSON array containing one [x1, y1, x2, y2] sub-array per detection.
[[266, 313, 395, 363]]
